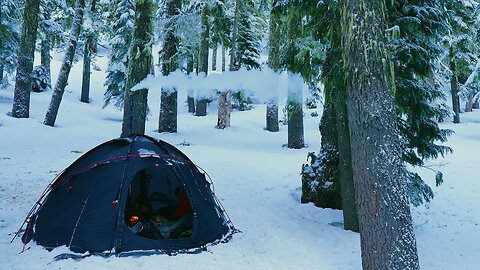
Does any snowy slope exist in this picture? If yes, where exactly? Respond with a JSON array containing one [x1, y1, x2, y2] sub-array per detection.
[[0, 51, 479, 270]]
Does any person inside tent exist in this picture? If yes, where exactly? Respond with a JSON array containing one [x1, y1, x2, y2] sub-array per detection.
[[171, 186, 192, 220]]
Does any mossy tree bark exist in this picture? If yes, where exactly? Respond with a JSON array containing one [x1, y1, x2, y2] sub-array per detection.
[[121, 0, 153, 137], [11, 0, 41, 118], [196, 4, 209, 117], [158, 0, 181, 133], [341, 0, 419, 268]]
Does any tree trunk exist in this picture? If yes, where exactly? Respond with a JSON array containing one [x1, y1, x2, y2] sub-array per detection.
[[80, 0, 97, 103], [473, 93, 480, 109], [158, 0, 181, 133], [465, 91, 476, 112], [266, 99, 279, 132], [221, 46, 226, 72], [450, 47, 461, 123], [120, 0, 153, 137], [44, 0, 85, 126], [11, 0, 41, 118], [212, 45, 217, 71], [199, 5, 209, 76], [80, 41, 91, 103], [195, 99, 207, 116], [329, 17, 358, 232], [287, 72, 304, 149], [286, 7, 304, 149], [0, 65, 4, 82], [40, 38, 51, 91], [196, 5, 209, 116], [217, 91, 231, 129], [159, 89, 178, 132], [341, 0, 420, 269], [186, 54, 195, 113], [266, 1, 281, 132], [229, 0, 240, 71]]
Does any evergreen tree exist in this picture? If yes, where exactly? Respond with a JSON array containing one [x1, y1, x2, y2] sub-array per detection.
[[11, 0, 41, 118], [443, 0, 479, 122], [341, 0, 419, 268], [121, 0, 153, 137], [235, 0, 262, 69], [209, 0, 230, 71], [389, 0, 453, 205], [34, 0, 67, 93], [0, 0, 21, 83], [104, 0, 134, 109], [44, 0, 85, 126]]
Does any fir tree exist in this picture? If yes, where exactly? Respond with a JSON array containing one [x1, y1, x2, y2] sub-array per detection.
[[0, 0, 21, 83], [104, 0, 134, 109], [388, 0, 454, 205], [121, 0, 153, 137]]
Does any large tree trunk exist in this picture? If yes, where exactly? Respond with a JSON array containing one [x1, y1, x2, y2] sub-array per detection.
[[120, 0, 153, 137], [44, 0, 85, 126], [158, 0, 181, 133], [266, 1, 281, 132], [450, 47, 461, 123], [286, 7, 304, 149], [40, 38, 52, 91], [341, 0, 420, 269], [11, 0, 41, 118], [196, 5, 209, 117], [330, 17, 358, 232], [80, 0, 97, 103]]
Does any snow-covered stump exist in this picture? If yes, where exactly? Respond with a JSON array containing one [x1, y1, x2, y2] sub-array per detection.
[[217, 91, 231, 129], [287, 72, 304, 149]]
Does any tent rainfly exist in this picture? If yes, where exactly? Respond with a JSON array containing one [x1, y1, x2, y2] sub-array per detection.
[[18, 135, 235, 255]]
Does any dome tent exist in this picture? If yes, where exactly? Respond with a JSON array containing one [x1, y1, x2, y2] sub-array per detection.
[[20, 135, 234, 255]]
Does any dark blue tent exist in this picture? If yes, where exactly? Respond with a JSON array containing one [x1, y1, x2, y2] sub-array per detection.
[[21, 135, 234, 254]]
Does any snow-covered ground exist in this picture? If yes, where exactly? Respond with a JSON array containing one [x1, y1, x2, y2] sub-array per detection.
[[0, 51, 479, 270]]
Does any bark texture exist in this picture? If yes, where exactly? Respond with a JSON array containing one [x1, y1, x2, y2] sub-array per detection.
[[217, 91, 231, 129], [266, 1, 281, 132], [341, 0, 420, 269], [450, 46, 461, 123], [11, 0, 41, 118], [158, 0, 181, 133], [121, 0, 153, 137], [44, 0, 85, 126], [80, 0, 97, 103]]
